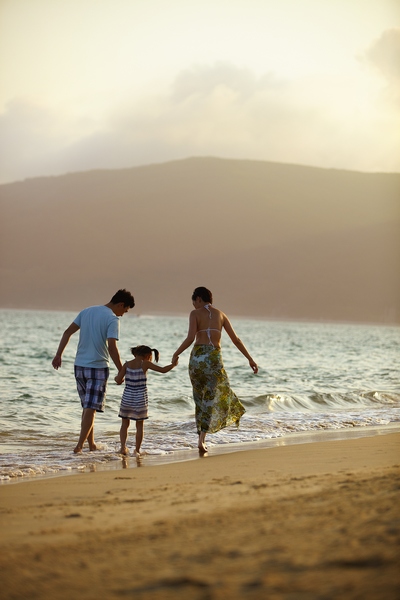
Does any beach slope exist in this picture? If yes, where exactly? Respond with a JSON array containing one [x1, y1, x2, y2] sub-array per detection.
[[1, 433, 399, 599]]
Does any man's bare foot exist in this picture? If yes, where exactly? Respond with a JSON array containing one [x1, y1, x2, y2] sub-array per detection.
[[73, 446, 82, 454], [134, 449, 144, 456], [119, 446, 129, 456], [89, 443, 97, 451]]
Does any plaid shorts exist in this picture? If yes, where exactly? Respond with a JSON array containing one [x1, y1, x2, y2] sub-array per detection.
[[74, 366, 109, 412]]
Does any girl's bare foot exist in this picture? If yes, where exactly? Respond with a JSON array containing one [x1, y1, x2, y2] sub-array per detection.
[[198, 443, 208, 454]]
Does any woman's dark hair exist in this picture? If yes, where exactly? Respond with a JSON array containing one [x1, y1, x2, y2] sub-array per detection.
[[131, 345, 159, 362], [192, 286, 213, 303], [110, 289, 135, 308]]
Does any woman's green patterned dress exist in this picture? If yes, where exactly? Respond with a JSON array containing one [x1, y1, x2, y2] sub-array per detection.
[[189, 345, 245, 433]]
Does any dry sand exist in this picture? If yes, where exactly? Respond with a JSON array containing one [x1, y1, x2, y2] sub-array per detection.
[[1, 432, 399, 600]]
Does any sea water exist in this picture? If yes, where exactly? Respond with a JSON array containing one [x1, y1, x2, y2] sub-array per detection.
[[0, 309, 399, 482]]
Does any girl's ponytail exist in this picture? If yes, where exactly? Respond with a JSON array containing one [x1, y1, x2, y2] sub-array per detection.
[[131, 345, 159, 362]]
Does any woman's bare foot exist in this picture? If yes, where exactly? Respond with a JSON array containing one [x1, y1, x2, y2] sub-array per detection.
[[73, 445, 83, 454], [89, 443, 97, 451], [198, 432, 208, 453]]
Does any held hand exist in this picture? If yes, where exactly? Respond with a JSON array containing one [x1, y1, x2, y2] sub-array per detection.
[[172, 356, 179, 367], [52, 355, 62, 370]]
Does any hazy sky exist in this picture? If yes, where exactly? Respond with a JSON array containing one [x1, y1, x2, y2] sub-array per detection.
[[0, 0, 399, 183]]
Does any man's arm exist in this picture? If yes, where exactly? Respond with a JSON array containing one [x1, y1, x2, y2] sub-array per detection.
[[52, 323, 80, 370], [114, 362, 127, 385], [107, 338, 123, 372]]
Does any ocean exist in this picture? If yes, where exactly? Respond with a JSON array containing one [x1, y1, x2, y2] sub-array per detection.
[[0, 309, 399, 483]]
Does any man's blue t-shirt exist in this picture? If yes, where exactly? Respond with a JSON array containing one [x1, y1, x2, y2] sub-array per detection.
[[74, 305, 119, 368]]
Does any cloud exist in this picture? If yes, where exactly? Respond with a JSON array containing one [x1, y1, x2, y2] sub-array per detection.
[[171, 62, 282, 102], [0, 99, 60, 181], [0, 98, 93, 182], [362, 28, 400, 82], [0, 60, 399, 184], [360, 28, 400, 108]]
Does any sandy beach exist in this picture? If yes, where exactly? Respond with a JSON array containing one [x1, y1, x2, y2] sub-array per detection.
[[1, 432, 399, 600]]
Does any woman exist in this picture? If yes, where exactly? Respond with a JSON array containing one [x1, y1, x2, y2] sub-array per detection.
[[172, 286, 258, 453]]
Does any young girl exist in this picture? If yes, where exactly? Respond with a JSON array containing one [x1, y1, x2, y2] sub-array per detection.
[[115, 345, 178, 455]]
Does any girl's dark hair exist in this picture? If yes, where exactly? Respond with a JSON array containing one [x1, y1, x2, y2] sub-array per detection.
[[192, 286, 213, 303], [131, 345, 159, 362]]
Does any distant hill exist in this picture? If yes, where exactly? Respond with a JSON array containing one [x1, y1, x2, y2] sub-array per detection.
[[0, 157, 399, 323]]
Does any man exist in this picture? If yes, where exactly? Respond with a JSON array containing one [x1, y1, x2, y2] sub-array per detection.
[[52, 289, 135, 453]]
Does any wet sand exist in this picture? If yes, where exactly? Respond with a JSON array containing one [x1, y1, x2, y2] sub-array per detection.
[[1, 432, 399, 599]]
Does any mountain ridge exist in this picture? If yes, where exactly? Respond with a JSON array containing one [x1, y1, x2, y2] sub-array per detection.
[[1, 157, 399, 323]]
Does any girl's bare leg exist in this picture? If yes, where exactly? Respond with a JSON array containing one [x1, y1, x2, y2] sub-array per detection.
[[74, 409, 96, 453], [119, 418, 130, 455], [135, 420, 144, 454], [198, 431, 207, 453]]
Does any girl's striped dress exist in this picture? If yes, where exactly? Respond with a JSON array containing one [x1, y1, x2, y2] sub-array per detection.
[[118, 367, 148, 420]]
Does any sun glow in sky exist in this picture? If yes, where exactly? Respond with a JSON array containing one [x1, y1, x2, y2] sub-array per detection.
[[0, 0, 399, 183]]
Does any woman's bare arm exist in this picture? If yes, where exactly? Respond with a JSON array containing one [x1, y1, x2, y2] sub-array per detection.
[[171, 311, 198, 362], [223, 315, 258, 373]]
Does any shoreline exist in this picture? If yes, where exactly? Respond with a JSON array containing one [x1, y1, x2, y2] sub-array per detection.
[[1, 306, 400, 327], [2, 422, 400, 486], [1, 432, 399, 599]]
